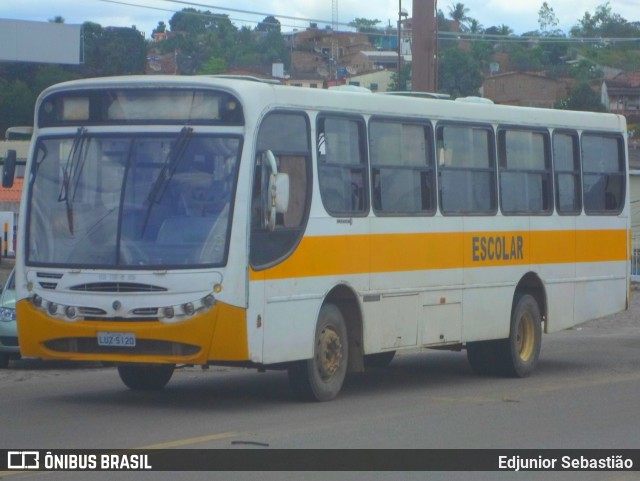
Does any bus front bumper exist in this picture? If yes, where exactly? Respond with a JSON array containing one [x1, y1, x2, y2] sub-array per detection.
[[16, 299, 249, 365]]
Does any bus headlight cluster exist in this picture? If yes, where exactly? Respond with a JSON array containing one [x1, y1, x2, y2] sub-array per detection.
[[30, 292, 217, 322], [160, 294, 217, 321], [32, 295, 78, 320]]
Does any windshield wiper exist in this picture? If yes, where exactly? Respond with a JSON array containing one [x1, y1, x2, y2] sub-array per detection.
[[58, 127, 87, 235], [141, 126, 193, 235]]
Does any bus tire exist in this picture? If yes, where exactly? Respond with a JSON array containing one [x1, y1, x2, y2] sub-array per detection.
[[364, 351, 396, 368], [288, 303, 348, 402], [500, 293, 542, 378], [117, 364, 175, 390]]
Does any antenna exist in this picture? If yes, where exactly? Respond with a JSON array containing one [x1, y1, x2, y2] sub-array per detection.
[[331, 0, 338, 80]]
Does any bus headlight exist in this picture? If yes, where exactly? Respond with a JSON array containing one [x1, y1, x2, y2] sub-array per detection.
[[164, 306, 175, 319], [47, 302, 58, 315], [183, 302, 195, 316], [32, 295, 43, 307], [65, 306, 77, 319], [203, 294, 216, 307]]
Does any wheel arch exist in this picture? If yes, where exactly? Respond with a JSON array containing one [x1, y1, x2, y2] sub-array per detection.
[[323, 283, 365, 373], [514, 272, 548, 332]]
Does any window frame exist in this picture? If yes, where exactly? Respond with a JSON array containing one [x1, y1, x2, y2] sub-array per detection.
[[581, 131, 626, 216], [250, 109, 313, 271], [435, 121, 498, 216], [552, 129, 582, 215], [316, 113, 370, 217], [368, 116, 436, 217], [497, 125, 553, 216]]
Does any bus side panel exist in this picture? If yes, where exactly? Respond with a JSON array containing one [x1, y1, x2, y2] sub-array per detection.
[[573, 216, 629, 328]]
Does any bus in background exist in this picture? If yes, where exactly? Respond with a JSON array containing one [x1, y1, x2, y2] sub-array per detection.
[[4, 76, 629, 401], [4, 126, 33, 141]]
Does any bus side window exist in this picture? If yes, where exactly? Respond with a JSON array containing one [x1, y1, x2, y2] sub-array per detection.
[[436, 124, 496, 215], [317, 116, 369, 216], [369, 119, 435, 215], [498, 128, 552, 215], [581, 133, 625, 215], [553, 131, 581, 214], [250, 112, 311, 269]]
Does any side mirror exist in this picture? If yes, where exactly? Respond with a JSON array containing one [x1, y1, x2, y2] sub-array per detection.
[[2, 149, 17, 188], [263, 150, 290, 231], [268, 172, 290, 231]]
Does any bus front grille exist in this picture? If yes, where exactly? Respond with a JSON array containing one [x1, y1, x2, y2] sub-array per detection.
[[69, 282, 168, 293], [44, 338, 200, 356]]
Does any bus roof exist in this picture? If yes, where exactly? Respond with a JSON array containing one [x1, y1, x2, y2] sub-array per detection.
[[37, 75, 626, 134]]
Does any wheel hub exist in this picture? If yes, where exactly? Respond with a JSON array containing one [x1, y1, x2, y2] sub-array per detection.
[[516, 312, 535, 362], [316, 326, 343, 381]]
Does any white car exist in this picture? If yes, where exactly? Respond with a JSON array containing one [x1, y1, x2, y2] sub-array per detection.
[[0, 269, 20, 368]]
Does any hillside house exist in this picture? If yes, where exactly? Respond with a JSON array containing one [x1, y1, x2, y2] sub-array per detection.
[[602, 72, 640, 122], [481, 72, 570, 108]]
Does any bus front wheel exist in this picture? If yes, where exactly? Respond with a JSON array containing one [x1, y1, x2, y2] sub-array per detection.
[[288, 303, 348, 402], [117, 364, 175, 390]]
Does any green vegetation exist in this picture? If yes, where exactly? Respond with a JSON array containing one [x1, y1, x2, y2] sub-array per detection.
[[0, 2, 638, 135]]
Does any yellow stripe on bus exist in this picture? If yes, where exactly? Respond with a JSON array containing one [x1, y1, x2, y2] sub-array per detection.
[[250, 229, 628, 281]]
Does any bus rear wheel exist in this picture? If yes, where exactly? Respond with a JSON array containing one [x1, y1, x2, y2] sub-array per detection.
[[501, 293, 542, 377], [466, 293, 541, 377], [288, 303, 348, 402], [117, 364, 175, 390]]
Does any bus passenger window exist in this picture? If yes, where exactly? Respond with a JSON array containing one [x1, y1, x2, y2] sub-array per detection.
[[317, 116, 368, 216], [498, 129, 552, 215], [369, 120, 435, 215], [436, 124, 496, 215], [553, 132, 581, 214], [582, 134, 625, 215]]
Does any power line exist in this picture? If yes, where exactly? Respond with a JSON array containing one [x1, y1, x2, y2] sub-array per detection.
[[96, 0, 640, 45], [96, 0, 352, 32], [161, 0, 351, 28]]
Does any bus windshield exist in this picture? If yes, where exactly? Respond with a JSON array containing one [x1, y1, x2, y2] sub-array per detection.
[[27, 132, 240, 269]]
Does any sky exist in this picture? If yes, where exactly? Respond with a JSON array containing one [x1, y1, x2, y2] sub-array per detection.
[[0, 0, 638, 39]]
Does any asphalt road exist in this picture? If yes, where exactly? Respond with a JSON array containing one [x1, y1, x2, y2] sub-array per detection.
[[0, 288, 639, 481]]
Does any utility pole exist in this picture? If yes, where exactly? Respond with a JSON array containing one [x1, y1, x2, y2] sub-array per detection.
[[411, 0, 438, 92], [396, 0, 408, 91]]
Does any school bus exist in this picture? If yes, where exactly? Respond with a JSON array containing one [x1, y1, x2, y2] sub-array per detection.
[[6, 76, 629, 401]]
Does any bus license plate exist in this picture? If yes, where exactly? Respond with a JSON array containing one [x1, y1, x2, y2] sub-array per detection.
[[97, 332, 136, 347]]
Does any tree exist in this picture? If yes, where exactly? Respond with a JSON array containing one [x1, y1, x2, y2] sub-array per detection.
[[438, 47, 482, 98], [169, 8, 210, 34], [485, 24, 513, 36], [256, 16, 281, 33], [163, 10, 239, 75], [0, 79, 36, 134], [556, 81, 606, 112], [349, 18, 381, 31], [538, 2, 559, 35], [571, 2, 640, 38], [33, 66, 80, 96], [153, 21, 167, 35], [198, 57, 226, 75], [467, 19, 483, 34], [389, 63, 411, 92], [81, 23, 147, 77], [448, 3, 470, 31]]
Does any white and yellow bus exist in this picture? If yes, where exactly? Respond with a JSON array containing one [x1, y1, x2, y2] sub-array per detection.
[[6, 76, 629, 401]]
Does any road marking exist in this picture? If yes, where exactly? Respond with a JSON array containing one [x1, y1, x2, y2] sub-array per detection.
[[137, 431, 238, 449]]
